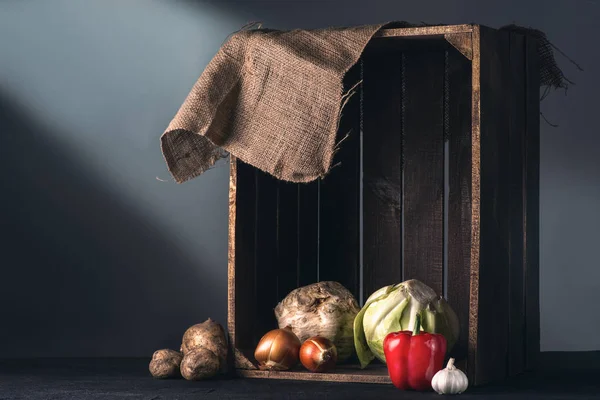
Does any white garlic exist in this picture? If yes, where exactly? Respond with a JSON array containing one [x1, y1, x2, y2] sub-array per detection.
[[431, 358, 469, 395]]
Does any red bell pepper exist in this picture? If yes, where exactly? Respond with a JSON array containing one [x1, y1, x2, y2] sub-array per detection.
[[383, 313, 447, 391]]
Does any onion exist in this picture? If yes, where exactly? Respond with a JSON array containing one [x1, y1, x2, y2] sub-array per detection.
[[300, 336, 337, 373], [254, 326, 301, 371]]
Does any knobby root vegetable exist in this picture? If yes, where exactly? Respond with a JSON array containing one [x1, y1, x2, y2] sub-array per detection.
[[181, 318, 228, 373], [148, 319, 228, 381], [274, 281, 360, 362], [180, 347, 221, 381], [149, 349, 183, 379]]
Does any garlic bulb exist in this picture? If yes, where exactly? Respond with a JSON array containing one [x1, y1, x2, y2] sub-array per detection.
[[431, 358, 469, 395]]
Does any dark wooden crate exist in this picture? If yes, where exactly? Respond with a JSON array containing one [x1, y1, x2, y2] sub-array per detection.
[[228, 24, 540, 386]]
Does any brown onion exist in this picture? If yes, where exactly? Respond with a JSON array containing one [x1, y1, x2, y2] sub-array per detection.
[[254, 326, 301, 371], [299, 336, 337, 373]]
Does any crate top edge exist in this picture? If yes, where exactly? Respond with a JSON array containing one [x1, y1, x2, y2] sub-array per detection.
[[376, 24, 486, 38]]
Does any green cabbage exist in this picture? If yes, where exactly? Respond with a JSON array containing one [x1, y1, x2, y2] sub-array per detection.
[[353, 279, 460, 368]]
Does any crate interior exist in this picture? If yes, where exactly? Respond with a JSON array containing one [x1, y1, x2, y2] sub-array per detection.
[[232, 34, 473, 378]]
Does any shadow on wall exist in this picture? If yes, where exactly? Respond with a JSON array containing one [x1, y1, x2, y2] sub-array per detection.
[[0, 91, 220, 358]]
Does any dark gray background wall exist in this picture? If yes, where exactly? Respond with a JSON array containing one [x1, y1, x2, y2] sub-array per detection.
[[0, 0, 598, 357]]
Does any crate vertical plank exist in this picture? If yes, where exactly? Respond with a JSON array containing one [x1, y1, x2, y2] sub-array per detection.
[[402, 50, 445, 296], [507, 32, 526, 377], [475, 27, 511, 385], [446, 45, 473, 365], [318, 63, 362, 298], [230, 158, 258, 351], [297, 182, 319, 287], [276, 182, 299, 301], [467, 27, 482, 385], [524, 35, 541, 371], [254, 170, 280, 340], [362, 50, 404, 299]]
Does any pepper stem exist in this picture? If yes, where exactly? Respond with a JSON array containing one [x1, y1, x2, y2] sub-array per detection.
[[412, 313, 421, 336]]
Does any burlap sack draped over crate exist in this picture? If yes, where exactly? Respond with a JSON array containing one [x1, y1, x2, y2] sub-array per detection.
[[160, 22, 574, 184]]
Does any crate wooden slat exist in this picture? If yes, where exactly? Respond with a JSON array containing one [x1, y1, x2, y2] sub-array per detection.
[[376, 24, 474, 38], [276, 181, 300, 302], [254, 170, 279, 340], [239, 363, 391, 384], [318, 63, 362, 296], [507, 32, 526, 377], [402, 49, 446, 296], [228, 160, 256, 350], [297, 182, 319, 287], [446, 42, 473, 374], [362, 48, 404, 297], [228, 24, 540, 387], [475, 26, 512, 384]]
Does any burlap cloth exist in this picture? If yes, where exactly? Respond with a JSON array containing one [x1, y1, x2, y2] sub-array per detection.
[[160, 22, 578, 184]]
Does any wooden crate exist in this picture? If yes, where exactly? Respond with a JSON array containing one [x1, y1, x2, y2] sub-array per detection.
[[227, 24, 540, 386]]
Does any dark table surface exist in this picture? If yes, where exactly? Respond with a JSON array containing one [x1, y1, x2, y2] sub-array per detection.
[[0, 358, 599, 400]]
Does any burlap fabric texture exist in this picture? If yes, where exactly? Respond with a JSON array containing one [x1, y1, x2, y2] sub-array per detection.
[[160, 22, 576, 184]]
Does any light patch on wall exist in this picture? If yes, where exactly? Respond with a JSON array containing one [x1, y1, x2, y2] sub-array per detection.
[[0, 0, 245, 281]]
